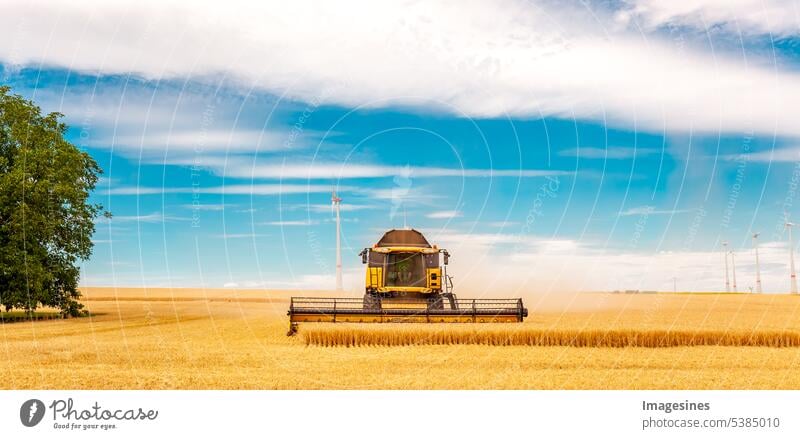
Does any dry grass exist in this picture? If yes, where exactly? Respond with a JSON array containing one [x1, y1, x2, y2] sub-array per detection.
[[303, 325, 800, 348], [1, 288, 799, 389]]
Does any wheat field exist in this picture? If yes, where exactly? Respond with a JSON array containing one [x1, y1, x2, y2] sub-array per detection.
[[1, 288, 800, 389]]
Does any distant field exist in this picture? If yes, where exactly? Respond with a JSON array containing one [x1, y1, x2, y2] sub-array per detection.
[[1, 288, 799, 389]]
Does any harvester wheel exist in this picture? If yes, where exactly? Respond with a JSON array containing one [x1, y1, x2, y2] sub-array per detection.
[[287, 322, 298, 336], [363, 293, 381, 311], [428, 295, 444, 310]]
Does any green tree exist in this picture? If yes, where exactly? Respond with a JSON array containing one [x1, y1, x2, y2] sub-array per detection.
[[0, 86, 105, 316]]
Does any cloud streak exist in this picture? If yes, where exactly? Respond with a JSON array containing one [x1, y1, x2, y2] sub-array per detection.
[[97, 130, 287, 152], [96, 212, 189, 223], [98, 184, 355, 196], [260, 220, 317, 226], [619, 206, 697, 216], [739, 146, 800, 162], [426, 210, 462, 219], [559, 146, 661, 160], [230, 162, 569, 180]]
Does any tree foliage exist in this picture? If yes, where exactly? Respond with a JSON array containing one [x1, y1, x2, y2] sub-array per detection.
[[0, 85, 104, 316]]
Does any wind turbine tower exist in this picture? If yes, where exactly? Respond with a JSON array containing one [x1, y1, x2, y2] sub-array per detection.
[[332, 191, 343, 291], [722, 241, 730, 293], [753, 232, 762, 293], [730, 250, 737, 293], [787, 219, 799, 294]]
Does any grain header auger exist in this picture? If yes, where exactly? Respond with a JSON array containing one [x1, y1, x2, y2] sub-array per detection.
[[286, 228, 528, 335]]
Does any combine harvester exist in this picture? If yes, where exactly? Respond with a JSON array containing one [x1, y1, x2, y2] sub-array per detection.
[[287, 229, 528, 335]]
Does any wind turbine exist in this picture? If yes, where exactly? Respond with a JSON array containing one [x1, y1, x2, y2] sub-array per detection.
[[722, 241, 730, 293], [753, 232, 762, 293], [332, 191, 343, 291], [786, 217, 799, 294], [730, 250, 738, 293]]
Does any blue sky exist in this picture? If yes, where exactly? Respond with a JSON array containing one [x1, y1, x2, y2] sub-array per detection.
[[4, 0, 800, 293]]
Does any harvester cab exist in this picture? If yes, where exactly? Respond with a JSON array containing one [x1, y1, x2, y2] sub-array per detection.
[[359, 229, 455, 310], [287, 229, 527, 335]]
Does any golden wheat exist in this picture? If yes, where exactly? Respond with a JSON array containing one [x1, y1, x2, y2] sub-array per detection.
[[303, 325, 800, 348], [1, 289, 799, 389]]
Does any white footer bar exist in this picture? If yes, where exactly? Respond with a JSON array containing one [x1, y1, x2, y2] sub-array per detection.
[[1, 390, 796, 438]]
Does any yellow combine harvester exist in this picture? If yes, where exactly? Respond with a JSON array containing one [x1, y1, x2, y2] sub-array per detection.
[[287, 229, 528, 335]]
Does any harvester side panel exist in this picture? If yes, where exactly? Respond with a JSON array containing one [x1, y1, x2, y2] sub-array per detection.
[[426, 268, 442, 289], [366, 267, 383, 289]]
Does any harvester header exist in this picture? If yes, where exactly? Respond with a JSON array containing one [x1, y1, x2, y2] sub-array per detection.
[[287, 228, 527, 335]]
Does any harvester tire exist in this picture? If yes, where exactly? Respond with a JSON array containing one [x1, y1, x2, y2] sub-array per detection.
[[363, 293, 381, 311], [428, 295, 444, 310]]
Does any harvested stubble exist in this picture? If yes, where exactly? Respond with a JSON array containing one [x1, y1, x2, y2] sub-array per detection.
[[303, 325, 800, 348]]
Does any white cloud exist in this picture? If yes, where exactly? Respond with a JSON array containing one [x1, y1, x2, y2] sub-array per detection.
[[99, 130, 286, 152], [619, 206, 696, 216], [98, 187, 167, 196], [213, 233, 270, 239], [426, 210, 462, 219], [210, 184, 330, 197], [96, 181, 459, 206], [740, 146, 800, 162], [5, 0, 800, 137], [97, 212, 188, 223], [181, 203, 232, 211], [260, 220, 317, 226], [620, 0, 800, 36], [559, 146, 661, 160], [367, 186, 443, 203], [98, 184, 354, 196], [224, 162, 569, 180], [486, 221, 520, 227], [300, 203, 375, 213]]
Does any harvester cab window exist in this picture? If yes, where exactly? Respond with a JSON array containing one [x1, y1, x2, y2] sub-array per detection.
[[368, 251, 385, 266], [385, 252, 426, 287]]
